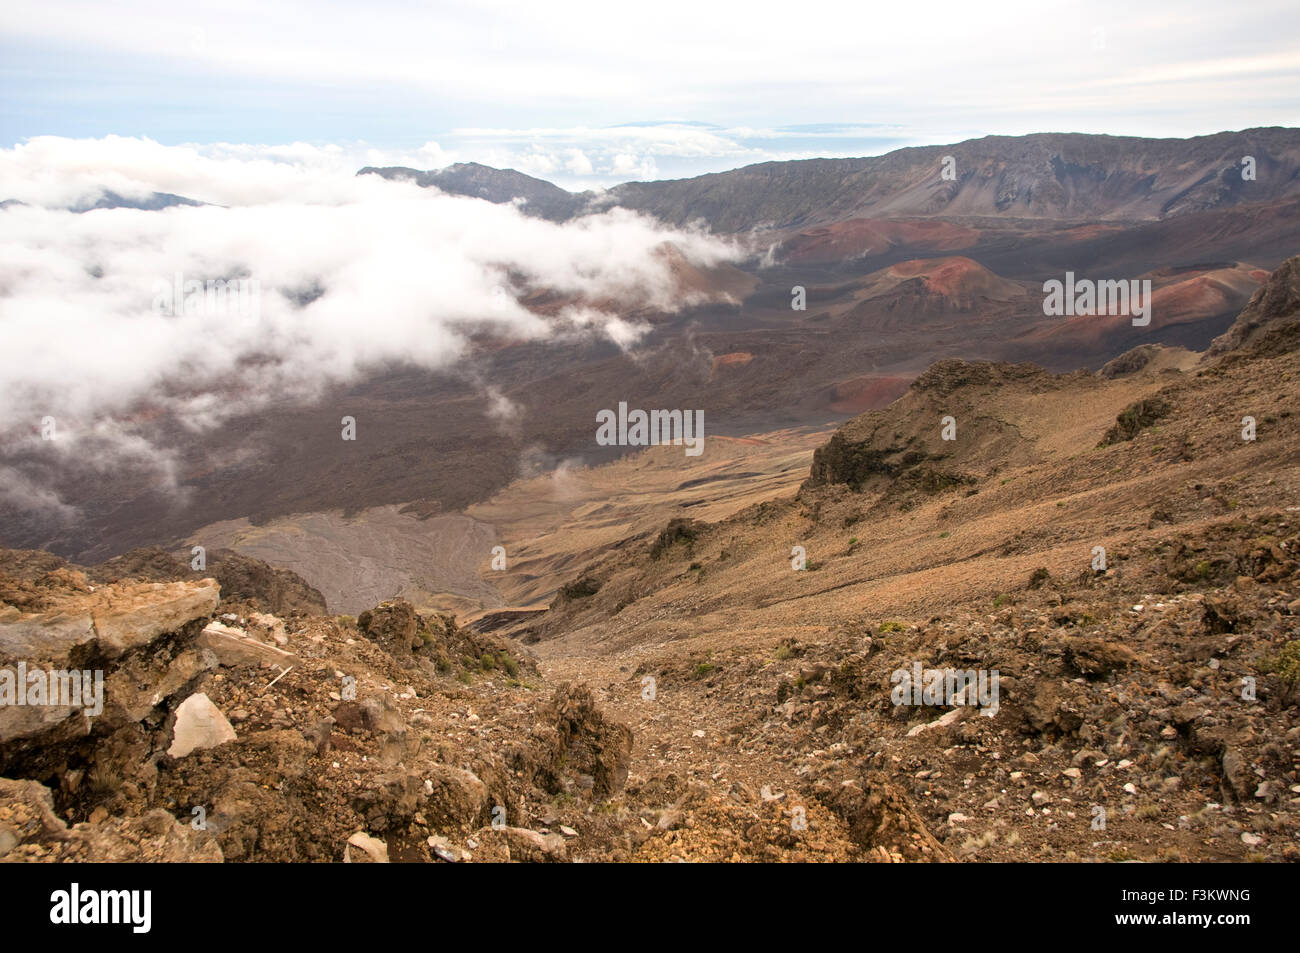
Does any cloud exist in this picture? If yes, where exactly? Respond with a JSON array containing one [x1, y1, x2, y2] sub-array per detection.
[[610, 153, 657, 178], [5, 0, 1296, 168], [0, 136, 739, 509], [0, 464, 78, 522], [564, 149, 594, 176]]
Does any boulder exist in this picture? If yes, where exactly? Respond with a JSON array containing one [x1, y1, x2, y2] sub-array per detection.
[[197, 620, 296, 668], [423, 765, 489, 829], [356, 600, 420, 656], [168, 692, 237, 758], [89, 581, 220, 658]]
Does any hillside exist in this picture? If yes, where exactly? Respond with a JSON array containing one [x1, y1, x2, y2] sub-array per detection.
[[4, 256, 1299, 863]]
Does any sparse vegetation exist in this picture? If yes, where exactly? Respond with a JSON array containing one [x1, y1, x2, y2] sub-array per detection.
[[1099, 397, 1171, 446], [559, 575, 602, 599], [1258, 640, 1300, 703], [650, 518, 702, 559]]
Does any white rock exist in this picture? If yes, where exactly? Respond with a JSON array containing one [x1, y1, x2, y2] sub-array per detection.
[[197, 620, 295, 669], [345, 831, 390, 863], [1240, 832, 1262, 847], [167, 692, 236, 757], [906, 707, 964, 737]]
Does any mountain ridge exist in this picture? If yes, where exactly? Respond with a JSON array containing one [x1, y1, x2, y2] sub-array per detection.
[[360, 126, 1300, 231]]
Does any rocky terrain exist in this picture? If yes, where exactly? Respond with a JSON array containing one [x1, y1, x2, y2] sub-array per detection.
[[3, 255, 1300, 863]]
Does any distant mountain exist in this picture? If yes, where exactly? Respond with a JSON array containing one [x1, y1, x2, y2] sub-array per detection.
[[1, 191, 206, 212], [364, 128, 1300, 232], [71, 190, 205, 212], [358, 161, 585, 221]]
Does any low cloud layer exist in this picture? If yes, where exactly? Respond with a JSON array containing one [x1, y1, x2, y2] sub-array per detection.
[[0, 136, 738, 516]]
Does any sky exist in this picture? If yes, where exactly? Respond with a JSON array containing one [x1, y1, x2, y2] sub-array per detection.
[[2, 0, 1298, 189]]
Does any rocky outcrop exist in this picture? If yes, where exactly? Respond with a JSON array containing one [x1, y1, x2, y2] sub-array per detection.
[[1208, 254, 1300, 356], [1, 556, 633, 863], [196, 620, 296, 669], [356, 600, 420, 656], [1097, 397, 1172, 446], [0, 578, 218, 664], [804, 361, 1043, 493], [517, 683, 634, 800], [0, 576, 220, 758], [1099, 343, 1165, 378], [91, 547, 327, 616]]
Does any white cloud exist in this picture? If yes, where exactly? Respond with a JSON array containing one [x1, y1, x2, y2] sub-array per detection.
[[2, 0, 1294, 139], [0, 136, 739, 503], [610, 153, 656, 178], [564, 149, 594, 176]]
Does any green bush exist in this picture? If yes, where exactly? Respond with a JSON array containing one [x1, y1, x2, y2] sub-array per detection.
[[1259, 640, 1300, 703]]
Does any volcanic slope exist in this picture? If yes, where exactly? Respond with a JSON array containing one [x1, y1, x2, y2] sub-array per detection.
[[4, 261, 1299, 864], [516, 255, 1300, 862]]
